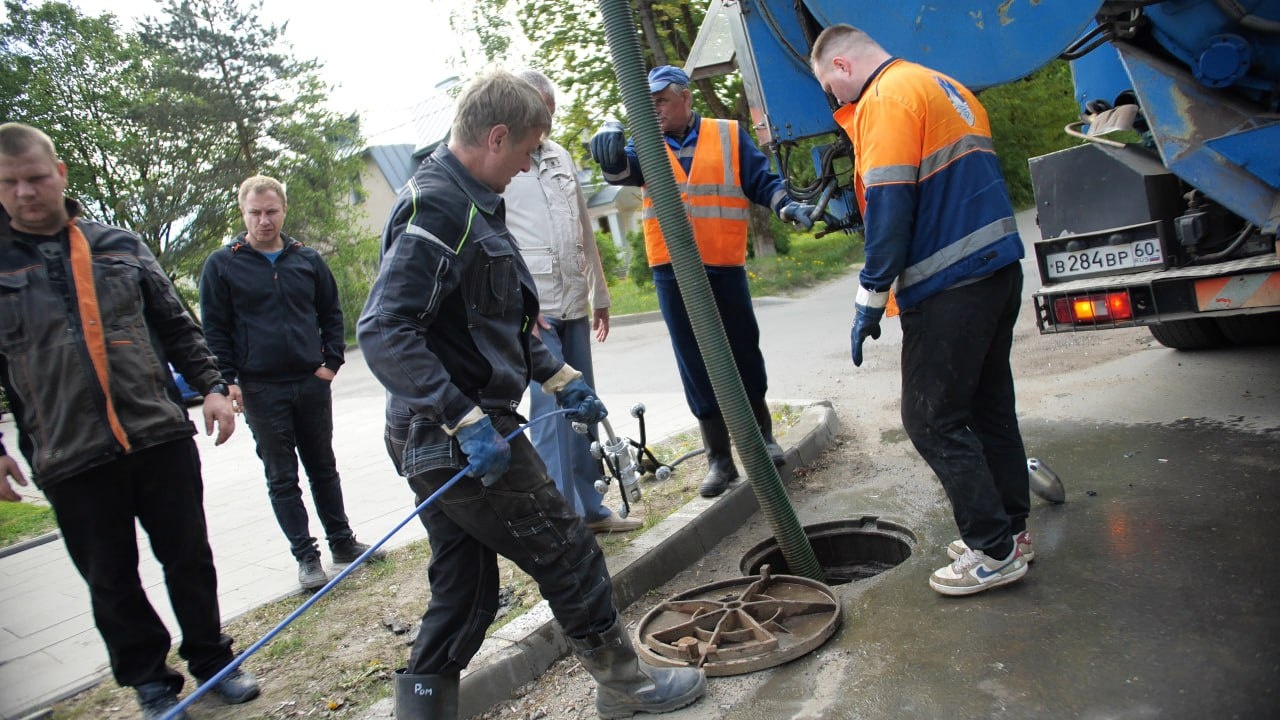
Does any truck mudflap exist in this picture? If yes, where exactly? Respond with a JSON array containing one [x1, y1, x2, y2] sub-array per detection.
[[1033, 253, 1280, 333]]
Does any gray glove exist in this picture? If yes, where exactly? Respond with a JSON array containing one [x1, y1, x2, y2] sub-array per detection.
[[779, 201, 818, 230], [589, 120, 626, 171]]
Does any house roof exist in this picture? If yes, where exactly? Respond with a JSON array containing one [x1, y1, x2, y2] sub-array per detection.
[[411, 94, 456, 158], [365, 144, 418, 191]]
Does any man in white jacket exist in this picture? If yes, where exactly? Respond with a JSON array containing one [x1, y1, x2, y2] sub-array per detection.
[[504, 70, 638, 533]]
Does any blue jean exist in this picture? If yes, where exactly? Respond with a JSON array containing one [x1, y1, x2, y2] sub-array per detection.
[[900, 261, 1029, 559], [653, 264, 769, 419], [240, 375, 354, 560], [528, 316, 608, 523]]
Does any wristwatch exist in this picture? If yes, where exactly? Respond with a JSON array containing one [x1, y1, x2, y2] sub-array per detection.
[[208, 382, 231, 397]]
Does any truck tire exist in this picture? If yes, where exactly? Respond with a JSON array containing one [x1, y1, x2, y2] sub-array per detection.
[[1147, 318, 1227, 350], [1215, 313, 1280, 346]]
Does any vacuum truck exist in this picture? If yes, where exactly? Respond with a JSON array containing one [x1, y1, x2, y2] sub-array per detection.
[[684, 0, 1280, 349]]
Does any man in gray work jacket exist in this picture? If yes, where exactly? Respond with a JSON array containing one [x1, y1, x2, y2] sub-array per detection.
[[357, 70, 704, 720]]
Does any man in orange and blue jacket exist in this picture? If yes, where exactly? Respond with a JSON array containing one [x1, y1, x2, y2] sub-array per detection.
[[811, 25, 1033, 597], [589, 65, 818, 498]]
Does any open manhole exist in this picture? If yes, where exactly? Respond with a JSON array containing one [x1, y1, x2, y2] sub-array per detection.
[[634, 565, 841, 676], [739, 516, 916, 585]]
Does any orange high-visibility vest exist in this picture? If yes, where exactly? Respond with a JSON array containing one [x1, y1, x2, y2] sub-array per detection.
[[641, 118, 750, 267]]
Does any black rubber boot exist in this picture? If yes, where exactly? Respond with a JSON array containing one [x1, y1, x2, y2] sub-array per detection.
[[749, 397, 787, 467], [571, 619, 707, 719], [697, 416, 739, 497], [394, 669, 458, 719]]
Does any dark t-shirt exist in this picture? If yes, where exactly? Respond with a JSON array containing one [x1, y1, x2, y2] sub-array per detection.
[[14, 228, 69, 299]]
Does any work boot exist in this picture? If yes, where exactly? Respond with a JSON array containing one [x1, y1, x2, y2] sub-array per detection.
[[135, 680, 188, 720], [697, 416, 739, 498], [749, 396, 786, 467], [394, 669, 458, 719], [570, 619, 706, 719]]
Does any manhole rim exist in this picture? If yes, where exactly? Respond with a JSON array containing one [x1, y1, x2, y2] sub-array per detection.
[[738, 515, 918, 579]]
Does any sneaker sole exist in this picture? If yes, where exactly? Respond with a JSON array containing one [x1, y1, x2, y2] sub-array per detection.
[[929, 561, 1029, 597], [947, 544, 1035, 563]]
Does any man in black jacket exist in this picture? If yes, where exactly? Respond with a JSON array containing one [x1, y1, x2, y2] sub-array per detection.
[[200, 175, 380, 592], [0, 122, 259, 719], [357, 70, 705, 720]]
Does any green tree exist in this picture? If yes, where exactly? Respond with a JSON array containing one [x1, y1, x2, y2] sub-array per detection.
[[0, 1, 186, 260], [1, 0, 369, 300], [981, 61, 1082, 208], [451, 0, 786, 255], [138, 0, 367, 281]]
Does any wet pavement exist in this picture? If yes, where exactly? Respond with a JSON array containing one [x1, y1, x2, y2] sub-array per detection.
[[604, 417, 1280, 720]]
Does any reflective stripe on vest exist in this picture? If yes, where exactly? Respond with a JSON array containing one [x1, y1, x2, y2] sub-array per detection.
[[641, 118, 749, 267]]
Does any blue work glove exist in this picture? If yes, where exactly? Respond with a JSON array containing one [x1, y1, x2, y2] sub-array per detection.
[[851, 286, 889, 367], [779, 201, 818, 230], [589, 120, 626, 171], [455, 415, 510, 487], [555, 378, 609, 424]]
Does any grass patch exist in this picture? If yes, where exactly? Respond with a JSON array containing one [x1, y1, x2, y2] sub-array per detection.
[[51, 405, 803, 719], [0, 500, 57, 548], [607, 231, 864, 316]]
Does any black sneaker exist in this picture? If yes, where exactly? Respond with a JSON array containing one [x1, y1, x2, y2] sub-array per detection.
[[136, 680, 189, 720], [330, 538, 386, 564], [199, 667, 260, 705], [298, 553, 328, 590]]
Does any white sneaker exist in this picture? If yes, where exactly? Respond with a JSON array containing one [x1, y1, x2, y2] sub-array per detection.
[[929, 546, 1027, 596], [948, 531, 1035, 563]]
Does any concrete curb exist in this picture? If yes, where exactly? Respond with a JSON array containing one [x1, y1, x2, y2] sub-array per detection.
[[358, 401, 840, 719], [0, 530, 59, 560]]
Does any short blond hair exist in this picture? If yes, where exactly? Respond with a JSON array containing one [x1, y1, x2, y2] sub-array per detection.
[[810, 24, 882, 67], [451, 69, 551, 148], [0, 122, 57, 162], [238, 175, 287, 207]]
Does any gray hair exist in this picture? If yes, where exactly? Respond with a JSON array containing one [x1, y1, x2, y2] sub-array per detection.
[[451, 69, 552, 148], [517, 69, 556, 103]]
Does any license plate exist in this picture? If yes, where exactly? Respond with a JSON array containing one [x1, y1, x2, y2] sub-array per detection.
[[1044, 239, 1164, 279]]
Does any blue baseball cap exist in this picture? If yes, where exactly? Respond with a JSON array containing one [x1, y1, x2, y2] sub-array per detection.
[[648, 65, 690, 94]]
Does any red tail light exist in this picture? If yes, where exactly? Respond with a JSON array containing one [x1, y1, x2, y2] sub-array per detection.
[[1053, 292, 1133, 324]]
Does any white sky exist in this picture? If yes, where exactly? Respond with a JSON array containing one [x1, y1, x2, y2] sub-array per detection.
[[15, 0, 489, 145]]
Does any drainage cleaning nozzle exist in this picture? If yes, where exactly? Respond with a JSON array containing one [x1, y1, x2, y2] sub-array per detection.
[[1027, 457, 1066, 504]]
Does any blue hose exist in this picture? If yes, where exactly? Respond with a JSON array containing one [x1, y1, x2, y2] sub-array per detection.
[[160, 409, 573, 719]]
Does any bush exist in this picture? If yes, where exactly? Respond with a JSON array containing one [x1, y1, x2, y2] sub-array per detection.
[[324, 236, 381, 342], [981, 61, 1081, 208], [594, 230, 623, 280], [627, 229, 651, 287]]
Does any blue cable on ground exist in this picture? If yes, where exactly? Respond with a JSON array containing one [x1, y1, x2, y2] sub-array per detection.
[[160, 408, 574, 720]]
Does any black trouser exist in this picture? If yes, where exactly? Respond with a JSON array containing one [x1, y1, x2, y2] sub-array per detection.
[[42, 438, 234, 689], [405, 413, 616, 675], [241, 375, 353, 560], [900, 262, 1029, 560]]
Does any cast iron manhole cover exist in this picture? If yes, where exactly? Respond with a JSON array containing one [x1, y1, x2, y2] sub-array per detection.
[[634, 565, 841, 676]]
